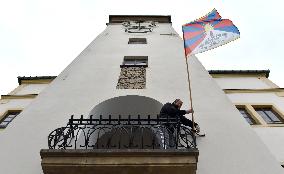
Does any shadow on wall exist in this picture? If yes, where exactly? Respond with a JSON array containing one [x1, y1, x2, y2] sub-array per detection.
[[88, 95, 163, 119]]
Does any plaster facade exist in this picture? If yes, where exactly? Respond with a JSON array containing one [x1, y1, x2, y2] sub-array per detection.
[[213, 76, 271, 89], [0, 82, 51, 123], [211, 73, 284, 165], [14, 84, 49, 95], [0, 16, 283, 173]]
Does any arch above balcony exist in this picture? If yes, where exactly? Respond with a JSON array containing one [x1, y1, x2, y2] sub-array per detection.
[[89, 95, 163, 119]]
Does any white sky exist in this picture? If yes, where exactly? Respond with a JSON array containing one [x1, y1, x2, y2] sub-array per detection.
[[0, 0, 283, 95]]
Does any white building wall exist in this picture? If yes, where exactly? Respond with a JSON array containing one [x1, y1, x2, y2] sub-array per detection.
[[0, 22, 283, 174], [15, 84, 49, 95], [0, 83, 50, 124], [213, 77, 271, 89], [0, 99, 34, 116], [228, 92, 284, 106], [227, 92, 284, 163], [254, 127, 284, 163]]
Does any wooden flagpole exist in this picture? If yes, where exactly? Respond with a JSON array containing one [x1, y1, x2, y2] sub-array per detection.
[[182, 32, 196, 131], [184, 56, 195, 131]]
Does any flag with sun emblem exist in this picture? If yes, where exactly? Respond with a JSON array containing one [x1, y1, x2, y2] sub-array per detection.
[[182, 9, 240, 56]]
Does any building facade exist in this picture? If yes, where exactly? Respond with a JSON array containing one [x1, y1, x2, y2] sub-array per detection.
[[0, 16, 283, 174], [0, 76, 55, 130], [209, 70, 284, 168]]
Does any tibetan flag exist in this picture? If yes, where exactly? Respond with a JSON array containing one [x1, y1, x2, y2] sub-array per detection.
[[182, 10, 240, 56], [184, 8, 221, 25], [197, 8, 221, 21]]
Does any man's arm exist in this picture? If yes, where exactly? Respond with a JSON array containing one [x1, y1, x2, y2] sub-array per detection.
[[160, 103, 186, 117], [185, 109, 194, 114], [178, 109, 194, 115], [177, 110, 187, 115]]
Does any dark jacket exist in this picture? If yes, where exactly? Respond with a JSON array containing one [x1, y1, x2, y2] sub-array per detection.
[[159, 103, 186, 118], [160, 103, 196, 130]]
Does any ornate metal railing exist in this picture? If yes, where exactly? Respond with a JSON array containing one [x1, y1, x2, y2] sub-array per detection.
[[48, 115, 196, 150]]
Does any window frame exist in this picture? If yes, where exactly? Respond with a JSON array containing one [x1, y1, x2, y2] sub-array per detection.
[[234, 104, 284, 127], [0, 110, 22, 129], [120, 56, 148, 68], [252, 105, 284, 125], [235, 104, 261, 126], [128, 38, 147, 44], [236, 106, 257, 125]]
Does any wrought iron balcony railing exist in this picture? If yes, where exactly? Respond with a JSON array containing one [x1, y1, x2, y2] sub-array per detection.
[[48, 115, 197, 150]]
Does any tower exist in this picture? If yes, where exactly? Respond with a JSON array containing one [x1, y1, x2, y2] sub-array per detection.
[[0, 15, 283, 174]]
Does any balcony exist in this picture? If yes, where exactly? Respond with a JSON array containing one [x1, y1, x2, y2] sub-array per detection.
[[40, 115, 199, 174]]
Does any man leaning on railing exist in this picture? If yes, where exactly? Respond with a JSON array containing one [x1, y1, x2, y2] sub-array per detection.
[[160, 99, 200, 133]]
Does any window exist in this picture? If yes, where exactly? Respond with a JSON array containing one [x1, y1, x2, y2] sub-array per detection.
[[235, 104, 284, 126], [121, 56, 148, 67], [128, 38, 147, 44], [0, 110, 21, 128], [254, 107, 284, 124], [237, 107, 256, 125]]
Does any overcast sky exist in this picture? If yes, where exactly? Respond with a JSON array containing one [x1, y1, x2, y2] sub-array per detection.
[[0, 0, 283, 94]]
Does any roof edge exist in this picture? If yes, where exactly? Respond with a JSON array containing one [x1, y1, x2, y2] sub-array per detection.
[[109, 15, 171, 23], [17, 76, 57, 85], [208, 70, 270, 78]]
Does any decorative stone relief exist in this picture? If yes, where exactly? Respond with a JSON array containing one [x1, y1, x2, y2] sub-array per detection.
[[122, 21, 157, 33], [116, 67, 146, 89]]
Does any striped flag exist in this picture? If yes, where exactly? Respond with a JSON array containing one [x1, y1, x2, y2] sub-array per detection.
[[182, 9, 240, 56], [185, 8, 221, 25]]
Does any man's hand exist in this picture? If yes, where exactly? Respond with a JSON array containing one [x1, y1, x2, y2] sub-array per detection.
[[186, 108, 194, 114]]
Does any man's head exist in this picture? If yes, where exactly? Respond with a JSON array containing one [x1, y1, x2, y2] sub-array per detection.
[[173, 99, 183, 109]]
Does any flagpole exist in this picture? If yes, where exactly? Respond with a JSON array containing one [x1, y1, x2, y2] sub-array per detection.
[[184, 56, 196, 131], [182, 31, 196, 132]]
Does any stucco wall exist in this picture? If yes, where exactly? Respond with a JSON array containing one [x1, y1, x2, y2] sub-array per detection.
[[0, 99, 34, 118], [227, 92, 284, 163], [254, 127, 284, 163], [0, 83, 48, 123], [213, 77, 271, 89], [15, 84, 49, 95], [228, 92, 284, 106], [0, 23, 283, 174]]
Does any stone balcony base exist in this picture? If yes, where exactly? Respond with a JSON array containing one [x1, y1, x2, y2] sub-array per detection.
[[40, 149, 199, 174]]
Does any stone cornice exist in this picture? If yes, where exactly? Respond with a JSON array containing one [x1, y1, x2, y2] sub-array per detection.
[[1, 94, 38, 99], [224, 88, 284, 93]]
